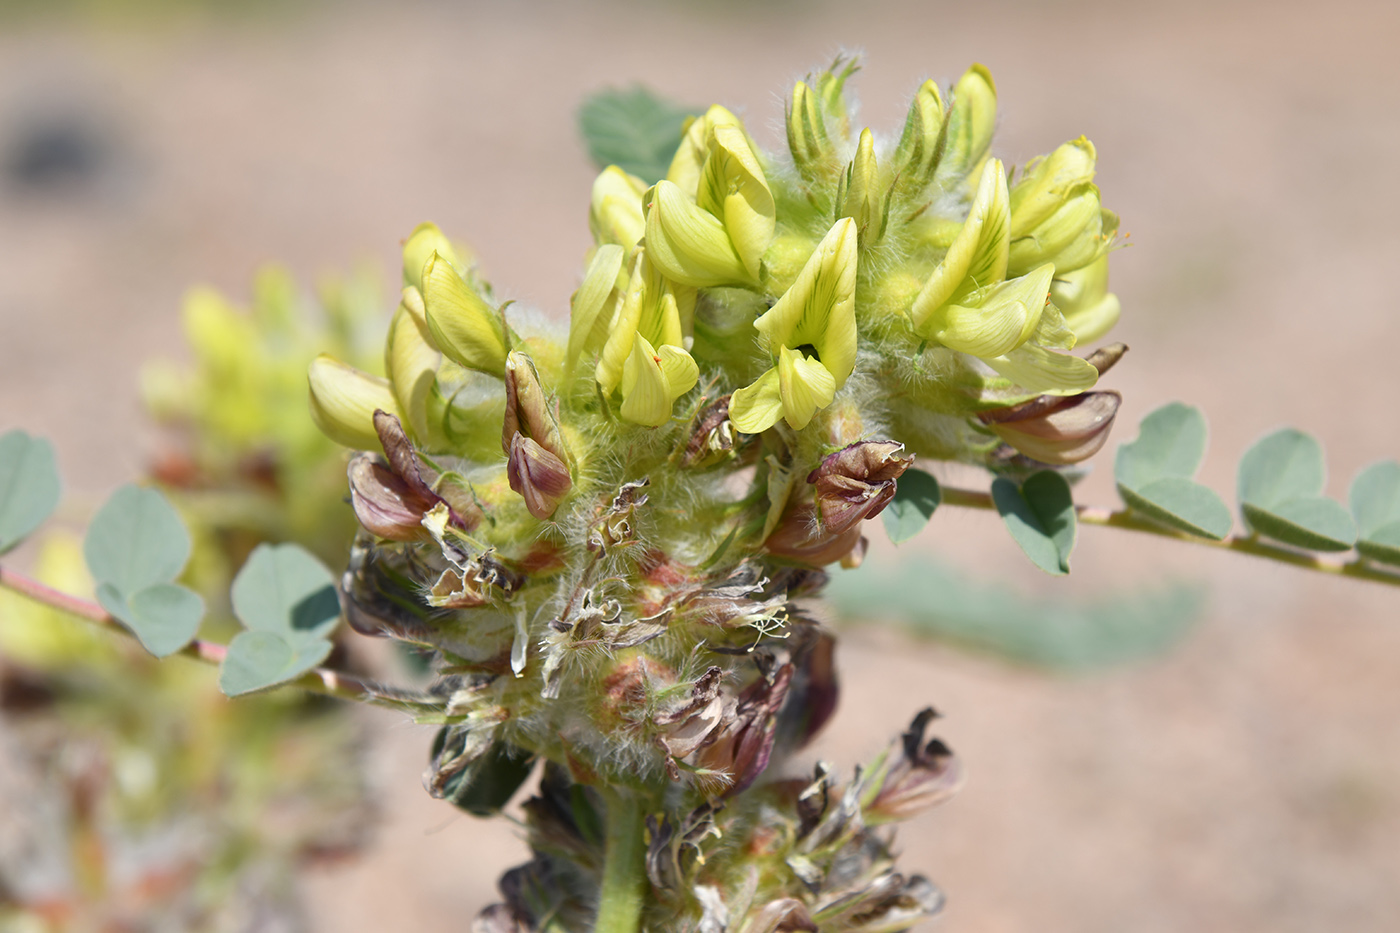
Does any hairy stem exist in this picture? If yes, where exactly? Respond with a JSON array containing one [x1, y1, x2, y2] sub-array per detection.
[[595, 790, 649, 933], [0, 563, 431, 708], [939, 486, 1400, 588]]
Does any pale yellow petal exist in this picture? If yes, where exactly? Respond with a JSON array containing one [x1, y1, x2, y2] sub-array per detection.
[[729, 367, 785, 435], [422, 251, 507, 376], [910, 158, 1010, 335], [567, 244, 626, 378], [776, 344, 837, 430], [308, 354, 400, 450], [644, 180, 754, 288], [984, 344, 1099, 393], [753, 218, 859, 386]]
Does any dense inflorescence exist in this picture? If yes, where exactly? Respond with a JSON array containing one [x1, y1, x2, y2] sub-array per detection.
[[309, 58, 1124, 931]]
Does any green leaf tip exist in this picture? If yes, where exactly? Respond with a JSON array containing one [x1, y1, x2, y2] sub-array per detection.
[[1349, 460, 1400, 566], [992, 470, 1076, 575], [0, 429, 62, 555], [579, 86, 699, 185]]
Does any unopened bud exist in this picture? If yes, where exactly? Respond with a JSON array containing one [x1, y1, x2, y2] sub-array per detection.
[[644, 180, 755, 288], [506, 432, 572, 521], [936, 63, 997, 186], [402, 222, 469, 293], [891, 78, 947, 192], [422, 251, 508, 377], [1008, 138, 1097, 239], [307, 354, 400, 450], [808, 440, 914, 534], [979, 390, 1121, 465], [837, 128, 888, 244], [385, 296, 441, 444], [1007, 185, 1114, 276], [923, 263, 1054, 359], [503, 351, 568, 463], [866, 708, 963, 824], [589, 166, 648, 250]]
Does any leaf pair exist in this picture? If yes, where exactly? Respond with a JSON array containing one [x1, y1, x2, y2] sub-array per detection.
[[219, 543, 342, 696], [1115, 403, 1231, 540], [1237, 429, 1355, 551], [85, 485, 206, 658]]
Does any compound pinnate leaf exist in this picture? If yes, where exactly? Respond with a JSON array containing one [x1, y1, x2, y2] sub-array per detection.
[[218, 630, 333, 697], [1114, 403, 1230, 540], [230, 543, 340, 640], [579, 86, 697, 184], [992, 470, 1076, 575], [1349, 460, 1400, 566], [84, 484, 202, 656], [96, 582, 205, 658], [0, 430, 62, 555], [1237, 428, 1355, 551], [882, 468, 941, 545]]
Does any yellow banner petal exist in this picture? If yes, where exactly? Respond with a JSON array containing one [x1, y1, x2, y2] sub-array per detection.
[[422, 252, 507, 377]]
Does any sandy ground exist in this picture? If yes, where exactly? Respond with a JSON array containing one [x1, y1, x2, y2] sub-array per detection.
[[2, 0, 1399, 929]]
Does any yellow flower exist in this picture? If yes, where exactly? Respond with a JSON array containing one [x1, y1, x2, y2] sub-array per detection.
[[730, 218, 859, 433], [421, 251, 508, 377], [307, 354, 400, 450], [589, 167, 648, 250]]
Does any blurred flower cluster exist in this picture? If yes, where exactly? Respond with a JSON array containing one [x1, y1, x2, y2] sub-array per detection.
[[305, 56, 1126, 929]]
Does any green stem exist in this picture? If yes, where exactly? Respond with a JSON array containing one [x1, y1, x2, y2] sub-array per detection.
[[595, 790, 649, 933], [939, 485, 1400, 588], [0, 563, 435, 710]]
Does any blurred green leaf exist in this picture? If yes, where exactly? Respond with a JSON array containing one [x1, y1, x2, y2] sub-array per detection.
[[443, 741, 537, 817], [882, 468, 941, 544], [827, 558, 1203, 671], [230, 543, 340, 639], [219, 630, 333, 697], [1115, 403, 1231, 539], [0, 429, 61, 555], [579, 86, 697, 184], [94, 582, 205, 658], [992, 471, 1076, 575], [84, 484, 191, 596], [1349, 460, 1400, 565], [1237, 428, 1355, 551], [221, 543, 339, 696]]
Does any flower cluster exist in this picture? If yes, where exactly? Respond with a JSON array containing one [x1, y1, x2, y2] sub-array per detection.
[[307, 57, 1124, 929]]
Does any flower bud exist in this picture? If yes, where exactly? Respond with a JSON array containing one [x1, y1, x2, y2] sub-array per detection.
[[402, 221, 469, 293], [644, 180, 755, 288], [837, 127, 888, 244], [698, 123, 775, 282], [307, 353, 400, 450], [422, 251, 508, 377], [808, 440, 914, 534], [1051, 254, 1121, 345], [979, 390, 1121, 465], [1008, 138, 1097, 238], [506, 432, 572, 521], [786, 80, 834, 186], [385, 293, 441, 444], [936, 63, 997, 187], [865, 708, 963, 824], [503, 351, 568, 463], [566, 243, 626, 380], [588, 166, 647, 250], [891, 78, 946, 193]]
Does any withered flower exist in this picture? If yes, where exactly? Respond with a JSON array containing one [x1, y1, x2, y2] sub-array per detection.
[[696, 661, 794, 796], [865, 707, 963, 823], [978, 389, 1121, 465]]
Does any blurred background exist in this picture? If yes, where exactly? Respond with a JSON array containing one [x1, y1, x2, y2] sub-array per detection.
[[1, 0, 1399, 930]]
